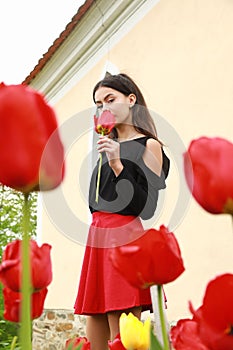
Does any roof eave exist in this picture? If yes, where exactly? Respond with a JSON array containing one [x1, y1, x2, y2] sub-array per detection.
[[22, 0, 95, 85]]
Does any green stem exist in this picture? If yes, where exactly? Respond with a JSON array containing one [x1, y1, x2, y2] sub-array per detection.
[[20, 193, 32, 350], [10, 336, 17, 350], [95, 152, 102, 203], [96, 132, 105, 203], [157, 285, 170, 350]]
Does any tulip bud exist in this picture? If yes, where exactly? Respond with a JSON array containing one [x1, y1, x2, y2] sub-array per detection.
[[184, 137, 233, 215], [120, 312, 150, 350], [94, 110, 116, 135], [0, 83, 65, 192], [3, 287, 48, 322], [0, 240, 52, 292]]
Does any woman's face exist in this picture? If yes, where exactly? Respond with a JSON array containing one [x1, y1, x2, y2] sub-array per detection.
[[94, 87, 135, 126]]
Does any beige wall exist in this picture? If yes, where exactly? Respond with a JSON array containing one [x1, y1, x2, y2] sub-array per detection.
[[41, 0, 233, 322]]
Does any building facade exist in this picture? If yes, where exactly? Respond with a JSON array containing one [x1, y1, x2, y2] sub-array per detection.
[[26, 0, 233, 325]]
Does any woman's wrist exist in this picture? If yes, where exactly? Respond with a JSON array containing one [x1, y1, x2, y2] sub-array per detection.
[[110, 160, 124, 176]]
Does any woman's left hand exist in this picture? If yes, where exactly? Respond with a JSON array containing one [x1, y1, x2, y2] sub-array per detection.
[[97, 136, 123, 176]]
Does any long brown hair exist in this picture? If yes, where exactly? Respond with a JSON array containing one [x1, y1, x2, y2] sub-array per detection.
[[93, 73, 160, 141]]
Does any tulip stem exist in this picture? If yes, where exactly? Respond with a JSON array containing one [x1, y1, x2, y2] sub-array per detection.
[[10, 336, 17, 350], [20, 193, 32, 350], [95, 153, 102, 203], [157, 285, 170, 350], [95, 131, 105, 203]]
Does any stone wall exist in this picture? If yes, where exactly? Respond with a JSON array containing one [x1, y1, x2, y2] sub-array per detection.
[[32, 309, 166, 349], [32, 309, 86, 350]]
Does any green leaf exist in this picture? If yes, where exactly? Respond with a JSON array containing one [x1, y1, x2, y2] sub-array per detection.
[[66, 343, 84, 350], [76, 345, 84, 350], [0, 185, 37, 260], [150, 327, 164, 350], [66, 344, 73, 350]]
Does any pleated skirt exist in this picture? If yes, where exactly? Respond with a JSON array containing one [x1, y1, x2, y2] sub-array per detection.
[[74, 211, 152, 315]]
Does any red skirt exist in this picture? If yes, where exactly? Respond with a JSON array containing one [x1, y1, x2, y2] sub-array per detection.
[[74, 212, 152, 315]]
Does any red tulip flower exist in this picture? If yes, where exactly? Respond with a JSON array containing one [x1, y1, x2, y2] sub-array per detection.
[[170, 318, 209, 350], [191, 274, 233, 350], [108, 334, 126, 350], [65, 336, 91, 350], [0, 83, 65, 193], [94, 110, 116, 136], [172, 274, 233, 350], [94, 110, 116, 202], [110, 225, 185, 289], [184, 137, 233, 215], [3, 286, 47, 322], [0, 239, 52, 292]]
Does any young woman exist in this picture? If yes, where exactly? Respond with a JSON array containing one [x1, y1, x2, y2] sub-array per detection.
[[74, 73, 170, 350]]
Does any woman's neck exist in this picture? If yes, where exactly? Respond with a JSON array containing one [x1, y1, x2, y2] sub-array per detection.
[[116, 126, 144, 141]]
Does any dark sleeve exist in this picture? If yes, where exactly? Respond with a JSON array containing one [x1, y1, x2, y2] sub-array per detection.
[[112, 158, 167, 220]]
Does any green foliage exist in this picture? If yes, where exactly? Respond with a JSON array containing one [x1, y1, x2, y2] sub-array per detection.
[[0, 185, 37, 259], [0, 284, 20, 349], [0, 185, 38, 349], [150, 326, 163, 350], [66, 343, 83, 350]]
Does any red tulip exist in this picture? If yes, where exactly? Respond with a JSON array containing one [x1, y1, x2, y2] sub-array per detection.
[[0, 239, 52, 292], [94, 110, 116, 135], [108, 333, 126, 350], [170, 318, 209, 350], [0, 83, 65, 192], [184, 137, 233, 215], [191, 274, 233, 350], [110, 225, 185, 289], [93, 110, 116, 202], [3, 286, 47, 322], [65, 337, 90, 350]]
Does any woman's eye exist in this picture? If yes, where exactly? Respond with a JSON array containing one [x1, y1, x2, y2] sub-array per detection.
[[95, 98, 114, 115]]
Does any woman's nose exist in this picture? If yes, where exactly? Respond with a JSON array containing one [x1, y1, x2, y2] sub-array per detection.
[[102, 103, 110, 111]]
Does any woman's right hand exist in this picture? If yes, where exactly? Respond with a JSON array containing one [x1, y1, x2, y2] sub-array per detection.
[[97, 136, 123, 176]]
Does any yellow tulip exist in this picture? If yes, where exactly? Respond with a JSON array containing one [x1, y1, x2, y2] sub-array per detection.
[[119, 312, 151, 350]]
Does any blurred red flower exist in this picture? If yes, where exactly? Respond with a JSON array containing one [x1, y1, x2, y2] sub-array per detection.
[[94, 110, 116, 135], [0, 239, 52, 292], [184, 136, 233, 215], [65, 336, 90, 350], [171, 274, 233, 350], [0, 83, 65, 192], [110, 225, 185, 289], [108, 333, 126, 350], [3, 287, 47, 322], [192, 274, 233, 350], [170, 318, 209, 350]]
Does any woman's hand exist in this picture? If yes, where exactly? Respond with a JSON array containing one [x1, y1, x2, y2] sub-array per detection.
[[97, 136, 123, 176]]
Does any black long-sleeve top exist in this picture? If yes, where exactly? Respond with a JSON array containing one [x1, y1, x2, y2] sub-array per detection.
[[89, 136, 170, 220]]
